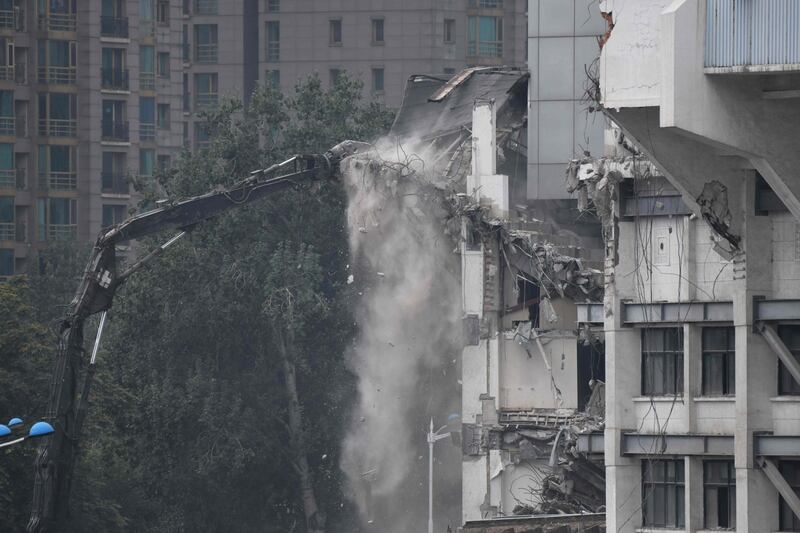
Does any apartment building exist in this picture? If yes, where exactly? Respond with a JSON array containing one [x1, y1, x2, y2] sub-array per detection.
[[573, 1, 800, 531], [0, 0, 184, 277], [259, 0, 528, 107]]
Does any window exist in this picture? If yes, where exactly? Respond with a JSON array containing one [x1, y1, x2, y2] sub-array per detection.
[[157, 103, 170, 129], [139, 96, 155, 140], [265, 69, 280, 89], [0, 196, 12, 242], [0, 143, 12, 186], [444, 67, 455, 75], [329, 68, 341, 86], [38, 145, 76, 190], [102, 152, 128, 193], [641, 328, 684, 396], [779, 326, 800, 395], [194, 24, 218, 63], [780, 461, 800, 531], [194, 73, 218, 109], [266, 21, 279, 62], [194, 125, 210, 149], [156, 0, 169, 25], [267, 0, 279, 12], [37, 198, 77, 241], [102, 204, 126, 229], [101, 48, 128, 89], [37, 40, 77, 84], [139, 149, 154, 176], [182, 24, 189, 62], [372, 18, 384, 44], [195, 0, 217, 15], [372, 68, 384, 93], [467, 16, 503, 57], [469, 0, 504, 6], [643, 459, 685, 528], [101, 0, 128, 37], [182, 72, 189, 111], [157, 52, 170, 79], [702, 327, 735, 396], [704, 460, 735, 529], [140, 45, 155, 89], [329, 19, 342, 45], [444, 18, 455, 43], [0, 248, 12, 276], [38, 93, 77, 137], [140, 0, 154, 22], [101, 99, 128, 141]]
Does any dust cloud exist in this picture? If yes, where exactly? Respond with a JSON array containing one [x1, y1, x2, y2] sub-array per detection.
[[340, 139, 463, 532]]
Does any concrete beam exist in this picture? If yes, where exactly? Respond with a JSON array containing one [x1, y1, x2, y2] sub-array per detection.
[[757, 323, 800, 389], [757, 456, 800, 523], [621, 433, 733, 456]]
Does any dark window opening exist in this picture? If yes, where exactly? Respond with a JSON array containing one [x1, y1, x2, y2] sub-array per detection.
[[778, 325, 800, 395], [779, 460, 800, 531], [704, 460, 736, 529], [329, 19, 342, 44], [642, 328, 684, 396], [643, 459, 685, 528], [702, 327, 735, 396]]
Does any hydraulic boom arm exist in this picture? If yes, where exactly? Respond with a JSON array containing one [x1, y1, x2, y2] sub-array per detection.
[[26, 140, 367, 532]]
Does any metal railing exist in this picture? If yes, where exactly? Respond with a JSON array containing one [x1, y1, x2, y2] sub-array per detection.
[[47, 224, 76, 240], [0, 222, 13, 241], [468, 41, 503, 57], [38, 118, 77, 137], [266, 42, 279, 62], [101, 119, 129, 142], [101, 67, 129, 90], [706, 0, 800, 68], [39, 171, 76, 190], [468, 0, 503, 7], [195, 92, 218, 110], [37, 65, 76, 85], [140, 72, 155, 90], [100, 16, 129, 38], [0, 116, 14, 136], [37, 13, 77, 32], [0, 168, 14, 188], [0, 65, 13, 81], [195, 43, 218, 63], [140, 122, 155, 141], [101, 172, 128, 194], [0, 9, 14, 28]]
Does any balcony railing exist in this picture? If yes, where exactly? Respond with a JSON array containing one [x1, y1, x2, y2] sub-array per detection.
[[101, 119, 129, 142], [0, 9, 14, 29], [100, 16, 129, 38], [0, 222, 13, 241], [47, 224, 77, 240], [39, 171, 76, 191], [195, 43, 218, 63], [195, 92, 218, 110], [0, 116, 14, 136], [0, 64, 13, 81], [101, 172, 129, 194], [0, 168, 13, 188], [101, 67, 129, 90], [38, 118, 77, 137], [140, 72, 155, 90], [195, 0, 219, 15], [37, 65, 76, 85], [37, 13, 77, 32], [468, 0, 503, 7], [15, 63, 26, 84], [706, 0, 800, 69], [140, 122, 155, 141], [266, 42, 279, 62], [468, 41, 503, 57]]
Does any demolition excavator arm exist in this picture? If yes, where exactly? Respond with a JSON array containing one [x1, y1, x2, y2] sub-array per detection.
[[26, 140, 368, 532]]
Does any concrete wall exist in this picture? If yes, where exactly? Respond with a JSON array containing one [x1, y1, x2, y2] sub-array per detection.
[[527, 0, 607, 199]]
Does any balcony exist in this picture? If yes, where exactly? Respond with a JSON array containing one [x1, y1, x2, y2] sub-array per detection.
[[15, 167, 24, 189], [37, 65, 76, 85], [195, 43, 218, 63], [38, 171, 76, 191], [195, 0, 219, 15], [101, 67, 129, 90], [37, 13, 76, 32], [38, 118, 76, 137], [468, 0, 503, 7], [15, 221, 25, 242], [101, 119, 129, 142], [140, 122, 155, 141], [0, 9, 14, 29], [195, 92, 218, 110], [15, 63, 26, 84], [101, 173, 129, 194], [140, 72, 155, 91], [100, 16, 129, 38], [0, 167, 13, 188], [0, 64, 13, 81], [47, 224, 77, 240], [468, 41, 503, 58], [0, 222, 13, 241], [0, 116, 13, 136], [706, 0, 800, 72]]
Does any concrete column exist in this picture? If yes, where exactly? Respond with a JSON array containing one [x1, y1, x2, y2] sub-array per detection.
[[685, 323, 701, 432], [733, 173, 779, 532], [686, 456, 703, 532]]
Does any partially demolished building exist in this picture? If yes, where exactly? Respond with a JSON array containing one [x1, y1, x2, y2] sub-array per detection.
[[581, 1, 800, 532]]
